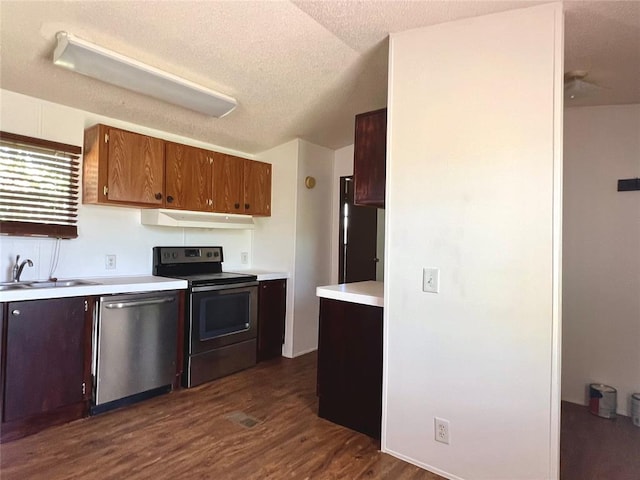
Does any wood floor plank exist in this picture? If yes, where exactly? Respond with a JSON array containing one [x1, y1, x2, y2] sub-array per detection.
[[560, 401, 640, 480], [0, 352, 441, 480]]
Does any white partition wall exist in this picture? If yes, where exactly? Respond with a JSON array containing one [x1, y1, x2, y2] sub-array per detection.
[[383, 4, 563, 480]]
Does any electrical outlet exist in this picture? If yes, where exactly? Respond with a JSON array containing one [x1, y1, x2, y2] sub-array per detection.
[[240, 252, 249, 264], [105, 254, 116, 270], [435, 417, 450, 444], [423, 267, 440, 293]]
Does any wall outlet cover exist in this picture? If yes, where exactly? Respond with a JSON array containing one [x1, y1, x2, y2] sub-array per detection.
[[105, 254, 116, 270], [435, 417, 450, 444]]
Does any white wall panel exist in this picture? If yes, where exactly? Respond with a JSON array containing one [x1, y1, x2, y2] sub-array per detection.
[[384, 4, 563, 479]]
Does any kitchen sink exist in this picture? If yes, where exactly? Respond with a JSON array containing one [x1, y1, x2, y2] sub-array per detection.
[[0, 279, 101, 290], [0, 283, 29, 291], [26, 279, 101, 288]]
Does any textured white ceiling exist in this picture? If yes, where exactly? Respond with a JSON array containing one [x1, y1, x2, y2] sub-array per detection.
[[0, 1, 638, 154]]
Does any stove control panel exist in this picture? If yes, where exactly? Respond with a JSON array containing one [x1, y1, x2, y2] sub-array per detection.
[[155, 246, 223, 264]]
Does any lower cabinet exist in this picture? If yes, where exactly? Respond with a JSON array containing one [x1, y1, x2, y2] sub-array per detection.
[[317, 298, 383, 440], [0, 297, 92, 442], [257, 279, 287, 361]]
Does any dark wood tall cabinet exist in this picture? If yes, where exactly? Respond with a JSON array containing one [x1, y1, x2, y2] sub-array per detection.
[[257, 279, 287, 361], [353, 108, 387, 208], [317, 298, 383, 440], [1, 297, 93, 443]]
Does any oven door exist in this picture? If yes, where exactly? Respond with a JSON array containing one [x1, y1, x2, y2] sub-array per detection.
[[189, 282, 258, 355]]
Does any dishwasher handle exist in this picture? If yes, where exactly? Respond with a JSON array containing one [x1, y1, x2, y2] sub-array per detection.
[[103, 296, 176, 309]]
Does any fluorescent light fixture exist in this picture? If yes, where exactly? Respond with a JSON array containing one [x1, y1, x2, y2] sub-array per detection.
[[53, 31, 237, 118]]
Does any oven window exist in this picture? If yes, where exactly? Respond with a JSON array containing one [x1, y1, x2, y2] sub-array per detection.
[[199, 291, 251, 340]]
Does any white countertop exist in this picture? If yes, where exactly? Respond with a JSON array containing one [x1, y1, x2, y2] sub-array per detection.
[[229, 270, 289, 281], [316, 281, 384, 307], [0, 276, 188, 303]]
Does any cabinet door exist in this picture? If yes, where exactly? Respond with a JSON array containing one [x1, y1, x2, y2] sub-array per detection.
[[317, 298, 383, 439], [353, 108, 386, 208], [244, 159, 272, 216], [4, 297, 86, 422], [107, 127, 165, 205], [212, 153, 244, 214], [165, 142, 213, 211], [257, 279, 287, 361]]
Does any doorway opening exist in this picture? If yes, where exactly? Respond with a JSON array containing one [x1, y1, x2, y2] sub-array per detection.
[[338, 176, 378, 283]]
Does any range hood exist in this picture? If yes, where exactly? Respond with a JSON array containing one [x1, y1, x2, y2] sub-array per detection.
[[141, 209, 255, 229]]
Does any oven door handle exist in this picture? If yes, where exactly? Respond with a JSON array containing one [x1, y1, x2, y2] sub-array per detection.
[[192, 281, 259, 293], [103, 296, 176, 309]]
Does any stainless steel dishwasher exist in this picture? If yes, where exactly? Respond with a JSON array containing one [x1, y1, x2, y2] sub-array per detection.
[[92, 291, 178, 414]]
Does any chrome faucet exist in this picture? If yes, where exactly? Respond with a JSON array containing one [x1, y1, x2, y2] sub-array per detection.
[[12, 255, 34, 282]]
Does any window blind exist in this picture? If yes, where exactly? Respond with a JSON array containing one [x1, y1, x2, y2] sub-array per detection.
[[0, 132, 81, 238]]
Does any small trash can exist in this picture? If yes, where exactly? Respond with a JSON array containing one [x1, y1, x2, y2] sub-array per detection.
[[632, 393, 640, 427], [588, 384, 616, 419]]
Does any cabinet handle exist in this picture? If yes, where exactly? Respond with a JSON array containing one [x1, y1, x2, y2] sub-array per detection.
[[245, 203, 250, 210], [234, 203, 240, 209], [155, 192, 163, 200], [167, 195, 174, 203], [11, 309, 20, 316]]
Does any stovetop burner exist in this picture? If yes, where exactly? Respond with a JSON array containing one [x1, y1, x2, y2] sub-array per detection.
[[152, 246, 257, 286]]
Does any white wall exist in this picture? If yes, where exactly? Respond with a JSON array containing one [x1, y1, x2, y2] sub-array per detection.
[[253, 139, 299, 357], [292, 140, 333, 355], [0, 89, 254, 281], [254, 138, 333, 357], [562, 104, 640, 416], [384, 4, 563, 480]]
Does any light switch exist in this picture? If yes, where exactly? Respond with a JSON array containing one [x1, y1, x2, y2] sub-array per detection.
[[423, 268, 439, 293]]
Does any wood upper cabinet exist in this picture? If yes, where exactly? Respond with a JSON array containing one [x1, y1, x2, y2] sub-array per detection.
[[83, 124, 165, 207], [213, 155, 272, 216], [213, 153, 244, 214], [1, 297, 92, 442], [83, 123, 271, 215], [353, 108, 387, 208], [244, 159, 272, 216], [165, 142, 213, 211]]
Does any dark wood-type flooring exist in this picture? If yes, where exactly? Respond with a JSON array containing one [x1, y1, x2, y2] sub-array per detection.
[[561, 400, 640, 480], [0, 352, 441, 480], [3, 353, 637, 479]]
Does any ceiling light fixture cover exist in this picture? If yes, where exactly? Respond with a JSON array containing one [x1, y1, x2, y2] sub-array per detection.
[[53, 31, 237, 118]]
